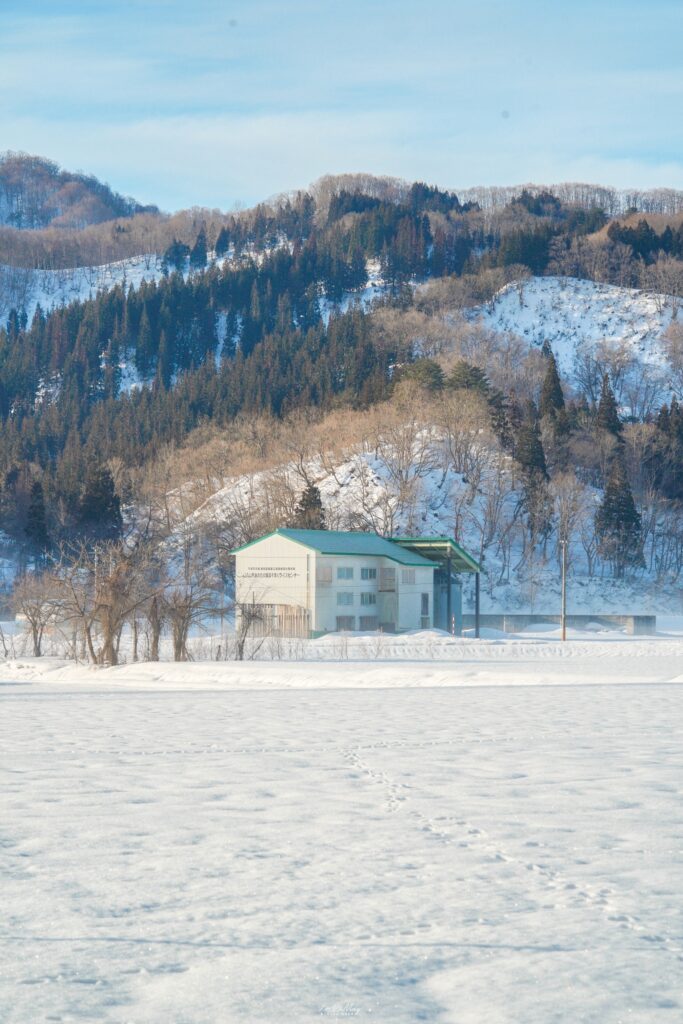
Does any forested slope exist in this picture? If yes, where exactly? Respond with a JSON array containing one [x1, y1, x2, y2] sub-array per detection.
[[0, 164, 682, 608]]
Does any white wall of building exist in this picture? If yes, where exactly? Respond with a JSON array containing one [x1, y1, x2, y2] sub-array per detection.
[[235, 534, 316, 623], [397, 566, 436, 631], [315, 556, 383, 633], [235, 535, 434, 635]]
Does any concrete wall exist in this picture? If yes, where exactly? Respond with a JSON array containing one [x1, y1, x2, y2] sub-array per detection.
[[461, 613, 657, 636]]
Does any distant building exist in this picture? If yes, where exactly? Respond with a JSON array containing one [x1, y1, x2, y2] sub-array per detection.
[[232, 528, 480, 637]]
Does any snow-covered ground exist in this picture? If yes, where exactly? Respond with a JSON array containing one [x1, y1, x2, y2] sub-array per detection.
[[470, 275, 676, 378], [0, 254, 167, 323], [0, 248, 249, 324], [3, 647, 683, 1022], [2, 627, 683, 687]]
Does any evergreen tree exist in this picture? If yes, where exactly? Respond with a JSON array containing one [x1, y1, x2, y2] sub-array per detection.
[[539, 351, 565, 419], [514, 403, 548, 480], [539, 351, 570, 469], [446, 361, 490, 396], [162, 239, 190, 273], [190, 227, 208, 269], [24, 480, 49, 550], [398, 359, 444, 391], [215, 226, 231, 258], [135, 307, 154, 378], [595, 456, 644, 577], [290, 482, 326, 530], [596, 373, 622, 436], [78, 465, 122, 540]]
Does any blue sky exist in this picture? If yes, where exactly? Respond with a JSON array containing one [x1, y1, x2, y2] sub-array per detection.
[[2, 0, 682, 211]]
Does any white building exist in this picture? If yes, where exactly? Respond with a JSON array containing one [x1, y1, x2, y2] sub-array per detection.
[[232, 528, 480, 637]]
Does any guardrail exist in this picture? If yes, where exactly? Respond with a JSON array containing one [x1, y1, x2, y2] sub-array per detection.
[[460, 613, 657, 636]]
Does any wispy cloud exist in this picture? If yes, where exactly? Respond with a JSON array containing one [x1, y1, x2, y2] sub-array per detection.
[[1, 0, 682, 208]]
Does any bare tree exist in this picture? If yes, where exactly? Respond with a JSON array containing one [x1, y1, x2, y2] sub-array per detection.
[[13, 572, 61, 656], [662, 321, 683, 398], [645, 256, 683, 317], [53, 535, 159, 665], [233, 600, 267, 661], [163, 531, 222, 662]]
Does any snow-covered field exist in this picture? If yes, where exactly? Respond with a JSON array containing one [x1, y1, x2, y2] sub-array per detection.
[[2, 639, 683, 1022], [3, 628, 683, 688]]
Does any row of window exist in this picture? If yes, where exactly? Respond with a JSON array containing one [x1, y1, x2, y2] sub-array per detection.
[[336, 616, 379, 631], [338, 593, 430, 611], [337, 592, 377, 606], [335, 566, 377, 581], [319, 566, 417, 583]]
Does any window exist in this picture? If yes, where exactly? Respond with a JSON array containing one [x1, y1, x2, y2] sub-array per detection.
[[316, 565, 332, 584], [337, 592, 353, 606], [360, 567, 377, 581], [359, 615, 379, 630], [336, 616, 355, 632], [401, 569, 416, 585], [421, 593, 430, 616], [360, 592, 377, 606], [379, 567, 396, 591], [337, 566, 353, 580]]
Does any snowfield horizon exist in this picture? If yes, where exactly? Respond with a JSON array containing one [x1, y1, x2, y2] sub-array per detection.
[[3, 626, 683, 689]]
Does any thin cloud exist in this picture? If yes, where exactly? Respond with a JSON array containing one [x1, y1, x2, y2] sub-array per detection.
[[1, 0, 682, 207]]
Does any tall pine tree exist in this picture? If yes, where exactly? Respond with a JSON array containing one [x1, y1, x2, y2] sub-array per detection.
[[25, 481, 49, 550], [78, 465, 122, 540], [539, 351, 565, 419], [290, 482, 326, 530], [515, 403, 548, 480], [539, 350, 570, 470], [596, 373, 622, 436], [190, 227, 208, 269], [595, 456, 644, 577]]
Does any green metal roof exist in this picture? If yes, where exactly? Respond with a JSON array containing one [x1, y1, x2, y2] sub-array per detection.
[[389, 536, 481, 573], [232, 528, 435, 566]]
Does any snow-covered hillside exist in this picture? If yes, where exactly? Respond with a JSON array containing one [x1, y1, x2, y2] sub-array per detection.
[[6, 253, 678, 393], [0, 250, 387, 326], [171, 433, 682, 617], [0, 253, 168, 322], [470, 275, 676, 378]]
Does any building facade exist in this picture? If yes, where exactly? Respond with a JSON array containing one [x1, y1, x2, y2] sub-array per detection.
[[233, 528, 436, 636], [233, 528, 479, 637]]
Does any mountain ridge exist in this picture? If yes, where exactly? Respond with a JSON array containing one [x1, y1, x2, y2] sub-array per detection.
[[0, 151, 158, 230]]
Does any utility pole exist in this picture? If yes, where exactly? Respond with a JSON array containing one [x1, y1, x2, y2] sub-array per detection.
[[475, 571, 480, 639], [560, 539, 567, 642]]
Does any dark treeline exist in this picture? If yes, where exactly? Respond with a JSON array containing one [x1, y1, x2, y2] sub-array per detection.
[[607, 218, 683, 262]]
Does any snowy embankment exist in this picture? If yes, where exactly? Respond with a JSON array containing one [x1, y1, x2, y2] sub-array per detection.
[[470, 275, 677, 377], [3, 673, 683, 1022], [3, 629, 683, 689]]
